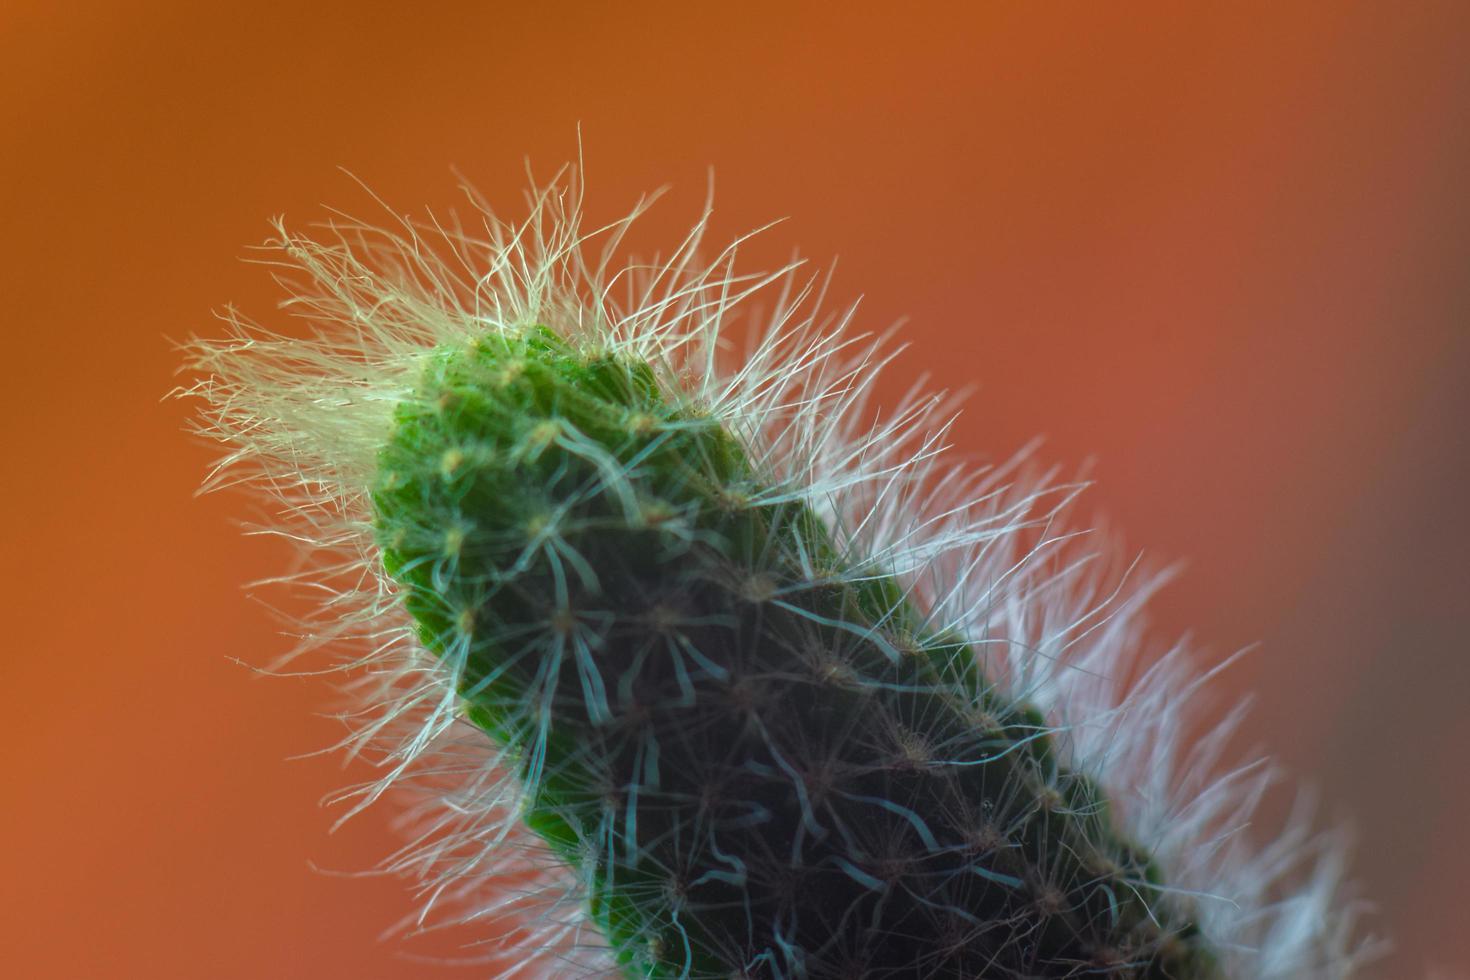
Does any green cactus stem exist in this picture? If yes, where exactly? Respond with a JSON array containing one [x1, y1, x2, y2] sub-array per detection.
[[370, 324, 1221, 979]]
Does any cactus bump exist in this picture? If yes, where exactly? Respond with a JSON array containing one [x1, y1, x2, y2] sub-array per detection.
[[181, 172, 1374, 977]]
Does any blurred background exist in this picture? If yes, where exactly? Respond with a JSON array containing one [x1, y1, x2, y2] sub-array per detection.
[[3, 2, 1466, 976]]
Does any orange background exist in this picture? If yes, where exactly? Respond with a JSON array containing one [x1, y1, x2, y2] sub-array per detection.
[[3, 3, 1467, 976]]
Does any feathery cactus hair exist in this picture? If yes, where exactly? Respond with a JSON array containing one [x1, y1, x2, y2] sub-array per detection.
[[180, 167, 1375, 978]]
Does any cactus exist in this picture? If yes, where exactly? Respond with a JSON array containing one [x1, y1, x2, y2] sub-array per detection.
[[181, 171, 1372, 977]]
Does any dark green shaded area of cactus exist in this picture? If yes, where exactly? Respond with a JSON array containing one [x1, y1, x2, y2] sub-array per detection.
[[371, 327, 1220, 978]]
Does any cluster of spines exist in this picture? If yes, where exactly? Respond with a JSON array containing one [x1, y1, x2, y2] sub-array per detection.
[[370, 324, 1221, 978], [177, 172, 1375, 978]]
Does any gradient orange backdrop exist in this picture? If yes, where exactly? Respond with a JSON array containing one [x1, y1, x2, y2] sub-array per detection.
[[4, 3, 1466, 977]]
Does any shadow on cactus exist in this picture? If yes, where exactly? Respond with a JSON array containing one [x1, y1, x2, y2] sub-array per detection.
[[180, 169, 1376, 978]]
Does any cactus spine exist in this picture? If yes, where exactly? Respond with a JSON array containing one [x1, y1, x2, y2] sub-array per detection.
[[182, 171, 1371, 978]]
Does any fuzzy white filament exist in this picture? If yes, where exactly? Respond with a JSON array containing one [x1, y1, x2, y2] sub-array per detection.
[[178, 166, 1376, 978]]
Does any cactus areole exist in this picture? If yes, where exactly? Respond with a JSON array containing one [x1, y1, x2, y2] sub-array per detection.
[[371, 325, 1218, 978]]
